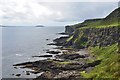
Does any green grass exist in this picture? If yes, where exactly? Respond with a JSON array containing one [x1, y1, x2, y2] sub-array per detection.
[[81, 44, 120, 78], [47, 59, 72, 65], [70, 7, 120, 29], [79, 20, 119, 29], [56, 61, 71, 65], [66, 35, 73, 42]]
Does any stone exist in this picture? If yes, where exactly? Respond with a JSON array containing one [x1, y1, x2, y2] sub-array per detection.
[[15, 74, 21, 77]]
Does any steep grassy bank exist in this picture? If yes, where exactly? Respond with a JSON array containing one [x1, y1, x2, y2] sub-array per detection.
[[81, 44, 120, 78], [65, 7, 120, 34]]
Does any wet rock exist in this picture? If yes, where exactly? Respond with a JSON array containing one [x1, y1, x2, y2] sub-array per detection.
[[56, 53, 86, 60], [47, 43, 57, 45], [43, 49, 49, 51], [26, 71, 30, 75], [13, 62, 33, 66], [57, 32, 69, 35], [46, 51, 61, 54], [29, 71, 40, 74], [15, 74, 21, 77], [14, 67, 18, 69], [32, 55, 52, 57], [13, 49, 99, 79], [53, 36, 69, 46], [46, 39, 50, 41], [82, 60, 101, 69], [12, 74, 14, 75]]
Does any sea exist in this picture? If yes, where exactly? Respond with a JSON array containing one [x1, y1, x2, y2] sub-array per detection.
[[1, 26, 65, 78]]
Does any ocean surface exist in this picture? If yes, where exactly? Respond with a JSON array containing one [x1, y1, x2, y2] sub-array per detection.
[[2, 26, 65, 78]]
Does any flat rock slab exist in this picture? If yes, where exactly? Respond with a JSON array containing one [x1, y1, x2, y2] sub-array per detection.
[[32, 55, 52, 57], [46, 51, 61, 54], [56, 53, 86, 60]]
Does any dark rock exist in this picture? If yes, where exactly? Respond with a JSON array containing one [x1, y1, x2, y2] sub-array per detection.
[[43, 49, 49, 51], [14, 67, 18, 69], [53, 36, 69, 46], [26, 71, 30, 75], [46, 51, 61, 54], [82, 60, 101, 69], [15, 74, 21, 77], [47, 43, 56, 45], [46, 39, 50, 40], [56, 53, 86, 60], [13, 62, 33, 66], [29, 71, 40, 74], [65, 25, 75, 34], [57, 32, 69, 35], [12, 74, 14, 75], [32, 55, 52, 57]]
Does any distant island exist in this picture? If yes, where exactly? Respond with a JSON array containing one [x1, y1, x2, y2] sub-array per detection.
[[35, 25, 45, 27]]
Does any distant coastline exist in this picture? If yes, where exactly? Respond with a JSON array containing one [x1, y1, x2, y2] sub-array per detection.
[[35, 25, 45, 27]]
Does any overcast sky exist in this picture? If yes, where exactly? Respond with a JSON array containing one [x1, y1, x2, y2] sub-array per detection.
[[0, 0, 119, 26]]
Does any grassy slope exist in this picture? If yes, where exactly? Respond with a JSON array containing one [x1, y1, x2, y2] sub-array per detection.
[[81, 44, 120, 78], [65, 7, 120, 79], [70, 7, 120, 29]]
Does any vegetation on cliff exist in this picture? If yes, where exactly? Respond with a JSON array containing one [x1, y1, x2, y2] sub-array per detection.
[[65, 7, 120, 34], [64, 7, 120, 78], [81, 44, 120, 78]]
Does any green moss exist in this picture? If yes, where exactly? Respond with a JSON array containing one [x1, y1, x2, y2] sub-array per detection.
[[81, 44, 120, 78], [66, 35, 73, 42], [54, 61, 71, 65], [73, 31, 83, 43]]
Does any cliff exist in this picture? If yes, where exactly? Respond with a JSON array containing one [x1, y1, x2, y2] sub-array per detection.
[[65, 27, 119, 49], [63, 7, 120, 78], [64, 7, 120, 50]]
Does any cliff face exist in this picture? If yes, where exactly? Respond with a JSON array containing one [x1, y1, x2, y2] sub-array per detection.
[[65, 25, 75, 34], [65, 27, 119, 49], [87, 27, 119, 47], [64, 7, 120, 49]]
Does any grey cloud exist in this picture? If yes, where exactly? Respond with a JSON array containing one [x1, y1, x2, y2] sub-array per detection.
[[0, 1, 118, 26], [44, 2, 118, 22]]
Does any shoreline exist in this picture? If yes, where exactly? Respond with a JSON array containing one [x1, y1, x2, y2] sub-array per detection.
[[12, 33, 100, 79]]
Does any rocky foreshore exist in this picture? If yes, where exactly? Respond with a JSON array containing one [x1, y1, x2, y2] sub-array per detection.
[[13, 50, 101, 79], [13, 36, 100, 79]]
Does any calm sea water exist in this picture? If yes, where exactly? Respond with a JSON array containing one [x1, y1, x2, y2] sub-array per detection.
[[2, 26, 64, 78]]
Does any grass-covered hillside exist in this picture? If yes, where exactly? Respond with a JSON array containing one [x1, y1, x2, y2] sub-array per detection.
[[65, 7, 120, 79], [67, 7, 120, 30], [81, 44, 120, 78]]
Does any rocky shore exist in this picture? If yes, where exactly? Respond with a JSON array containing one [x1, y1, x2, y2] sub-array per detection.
[[13, 35, 101, 79]]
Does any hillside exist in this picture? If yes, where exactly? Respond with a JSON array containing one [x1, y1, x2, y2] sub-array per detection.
[[65, 7, 120, 34], [63, 7, 120, 78]]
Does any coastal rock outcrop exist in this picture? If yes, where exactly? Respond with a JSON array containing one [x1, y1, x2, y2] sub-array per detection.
[[65, 26, 119, 49]]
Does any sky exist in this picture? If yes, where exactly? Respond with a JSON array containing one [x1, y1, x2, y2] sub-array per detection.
[[0, 0, 119, 26]]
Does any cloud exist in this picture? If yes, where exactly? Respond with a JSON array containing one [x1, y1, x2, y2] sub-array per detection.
[[0, 0, 118, 26], [0, 0, 63, 25]]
